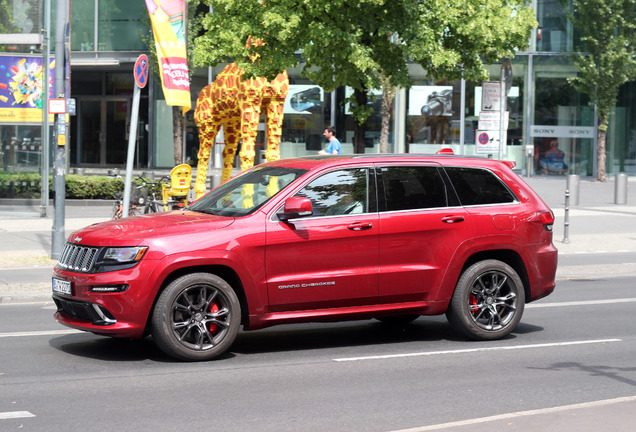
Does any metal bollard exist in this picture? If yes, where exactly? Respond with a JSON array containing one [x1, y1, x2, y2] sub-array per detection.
[[614, 173, 628, 205], [563, 189, 570, 244], [567, 174, 580, 206]]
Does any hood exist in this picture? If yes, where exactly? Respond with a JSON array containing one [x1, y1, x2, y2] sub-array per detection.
[[68, 211, 235, 247]]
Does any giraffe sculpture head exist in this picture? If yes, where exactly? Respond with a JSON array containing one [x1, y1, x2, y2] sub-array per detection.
[[194, 63, 289, 199]]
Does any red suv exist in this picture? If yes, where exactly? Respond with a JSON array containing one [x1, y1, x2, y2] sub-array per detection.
[[52, 154, 557, 361]]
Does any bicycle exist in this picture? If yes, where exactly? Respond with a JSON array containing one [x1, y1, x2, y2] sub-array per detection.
[[138, 176, 170, 214], [110, 174, 163, 219], [111, 189, 144, 219]]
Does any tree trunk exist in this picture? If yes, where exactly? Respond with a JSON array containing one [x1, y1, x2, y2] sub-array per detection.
[[172, 106, 183, 166], [353, 88, 368, 154], [380, 83, 395, 154], [596, 127, 607, 182]]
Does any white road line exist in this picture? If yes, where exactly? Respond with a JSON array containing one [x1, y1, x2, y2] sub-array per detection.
[[333, 339, 621, 362], [0, 411, 36, 420], [528, 298, 636, 308], [0, 329, 81, 338], [387, 395, 636, 432]]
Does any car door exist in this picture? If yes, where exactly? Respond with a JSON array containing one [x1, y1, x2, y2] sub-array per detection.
[[266, 167, 379, 312], [377, 164, 474, 303]]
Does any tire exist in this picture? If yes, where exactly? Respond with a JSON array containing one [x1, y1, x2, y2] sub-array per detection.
[[111, 203, 122, 220], [151, 273, 241, 361], [128, 207, 143, 217], [447, 260, 525, 341]]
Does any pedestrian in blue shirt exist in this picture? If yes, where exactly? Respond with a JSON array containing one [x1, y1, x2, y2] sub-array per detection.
[[319, 125, 341, 154]]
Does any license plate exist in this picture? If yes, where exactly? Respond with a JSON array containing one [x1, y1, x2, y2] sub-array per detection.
[[52, 278, 72, 295]]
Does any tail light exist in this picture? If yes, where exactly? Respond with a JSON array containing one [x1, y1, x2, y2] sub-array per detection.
[[539, 211, 555, 231]]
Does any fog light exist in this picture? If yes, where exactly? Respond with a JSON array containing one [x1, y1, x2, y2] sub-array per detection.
[[90, 285, 128, 293]]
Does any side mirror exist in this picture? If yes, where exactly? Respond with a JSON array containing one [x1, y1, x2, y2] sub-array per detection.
[[278, 196, 313, 221]]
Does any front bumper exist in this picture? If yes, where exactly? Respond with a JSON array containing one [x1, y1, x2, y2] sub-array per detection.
[[52, 260, 160, 339]]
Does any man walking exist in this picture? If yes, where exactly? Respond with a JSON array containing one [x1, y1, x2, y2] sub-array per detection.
[[319, 125, 341, 155]]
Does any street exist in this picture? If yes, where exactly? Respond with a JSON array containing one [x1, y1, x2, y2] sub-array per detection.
[[1, 259, 635, 432]]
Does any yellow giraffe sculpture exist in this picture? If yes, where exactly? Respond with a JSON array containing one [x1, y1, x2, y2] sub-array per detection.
[[194, 63, 289, 199]]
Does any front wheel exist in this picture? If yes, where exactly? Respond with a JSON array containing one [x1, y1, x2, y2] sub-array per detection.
[[447, 260, 525, 341], [151, 273, 241, 361]]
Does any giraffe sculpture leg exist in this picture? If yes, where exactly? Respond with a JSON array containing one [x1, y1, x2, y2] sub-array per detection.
[[221, 117, 241, 183], [265, 96, 286, 197], [238, 94, 262, 208], [194, 119, 220, 199]]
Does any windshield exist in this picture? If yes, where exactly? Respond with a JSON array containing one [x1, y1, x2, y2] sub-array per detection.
[[189, 166, 308, 217]]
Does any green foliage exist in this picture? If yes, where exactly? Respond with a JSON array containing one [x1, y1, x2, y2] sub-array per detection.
[[0, 172, 41, 198], [0, 173, 125, 199], [194, 0, 537, 91], [64, 175, 124, 199], [567, 0, 636, 130]]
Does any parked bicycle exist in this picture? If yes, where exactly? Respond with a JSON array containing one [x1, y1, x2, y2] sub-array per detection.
[[110, 174, 167, 219], [111, 188, 144, 219], [139, 176, 170, 214]]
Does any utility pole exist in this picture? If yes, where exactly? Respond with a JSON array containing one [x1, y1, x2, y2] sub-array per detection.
[[51, 0, 69, 259]]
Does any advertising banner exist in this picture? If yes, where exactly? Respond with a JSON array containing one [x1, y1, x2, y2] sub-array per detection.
[[145, 0, 191, 113], [0, 55, 55, 124]]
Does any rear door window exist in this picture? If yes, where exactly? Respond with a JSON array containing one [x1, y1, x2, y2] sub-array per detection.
[[445, 167, 517, 206], [379, 166, 447, 211]]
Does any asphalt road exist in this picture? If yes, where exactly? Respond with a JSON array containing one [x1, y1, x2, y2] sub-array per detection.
[[1, 263, 635, 431]]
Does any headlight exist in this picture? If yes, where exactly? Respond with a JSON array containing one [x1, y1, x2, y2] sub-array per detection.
[[103, 247, 148, 264]]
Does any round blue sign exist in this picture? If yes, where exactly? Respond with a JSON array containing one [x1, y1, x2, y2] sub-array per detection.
[[134, 54, 149, 89]]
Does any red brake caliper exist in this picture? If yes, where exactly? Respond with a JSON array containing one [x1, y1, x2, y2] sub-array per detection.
[[469, 294, 478, 315], [208, 303, 219, 333]]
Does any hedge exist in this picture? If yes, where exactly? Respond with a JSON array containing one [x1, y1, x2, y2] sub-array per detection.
[[0, 173, 126, 199]]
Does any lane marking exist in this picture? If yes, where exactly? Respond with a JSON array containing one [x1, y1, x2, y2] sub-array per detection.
[[387, 395, 636, 431], [0, 411, 36, 420], [528, 298, 636, 308], [0, 329, 81, 338], [333, 339, 621, 362]]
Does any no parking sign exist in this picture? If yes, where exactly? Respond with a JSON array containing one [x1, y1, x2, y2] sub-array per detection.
[[475, 130, 503, 154], [134, 54, 149, 89]]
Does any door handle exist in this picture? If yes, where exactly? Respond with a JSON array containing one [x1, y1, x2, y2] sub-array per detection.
[[441, 215, 465, 224], [348, 222, 373, 231]]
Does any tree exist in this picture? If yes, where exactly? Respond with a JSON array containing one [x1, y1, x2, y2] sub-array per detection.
[[567, 0, 636, 182], [193, 0, 536, 153]]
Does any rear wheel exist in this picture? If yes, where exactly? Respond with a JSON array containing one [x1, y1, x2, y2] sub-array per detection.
[[151, 273, 241, 361], [447, 260, 524, 340]]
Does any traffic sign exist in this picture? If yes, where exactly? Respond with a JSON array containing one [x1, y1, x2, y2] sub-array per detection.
[[134, 54, 149, 89], [475, 130, 506, 155], [48, 98, 66, 114]]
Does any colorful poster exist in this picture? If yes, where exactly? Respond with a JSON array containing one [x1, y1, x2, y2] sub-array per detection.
[[145, 0, 191, 113], [0, 55, 55, 124]]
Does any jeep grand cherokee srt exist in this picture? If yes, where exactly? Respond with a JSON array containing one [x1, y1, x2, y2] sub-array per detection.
[[52, 154, 557, 361]]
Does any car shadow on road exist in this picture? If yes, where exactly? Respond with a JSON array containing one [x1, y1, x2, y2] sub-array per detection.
[[48, 317, 545, 362]]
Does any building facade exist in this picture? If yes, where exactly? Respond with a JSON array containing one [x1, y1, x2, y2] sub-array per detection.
[[1, 0, 634, 206]]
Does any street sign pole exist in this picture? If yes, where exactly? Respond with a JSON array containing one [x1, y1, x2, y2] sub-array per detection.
[[499, 59, 512, 161], [51, 0, 68, 259], [122, 55, 149, 217]]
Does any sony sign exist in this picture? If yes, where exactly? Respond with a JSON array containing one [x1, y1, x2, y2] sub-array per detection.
[[530, 125, 595, 138]]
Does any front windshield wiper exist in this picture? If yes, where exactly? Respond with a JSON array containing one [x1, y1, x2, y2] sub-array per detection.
[[188, 207, 219, 215]]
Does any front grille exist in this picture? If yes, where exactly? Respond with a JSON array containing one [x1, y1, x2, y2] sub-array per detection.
[[58, 243, 99, 273]]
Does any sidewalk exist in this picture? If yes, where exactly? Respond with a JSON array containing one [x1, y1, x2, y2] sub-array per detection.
[[1, 174, 635, 304]]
